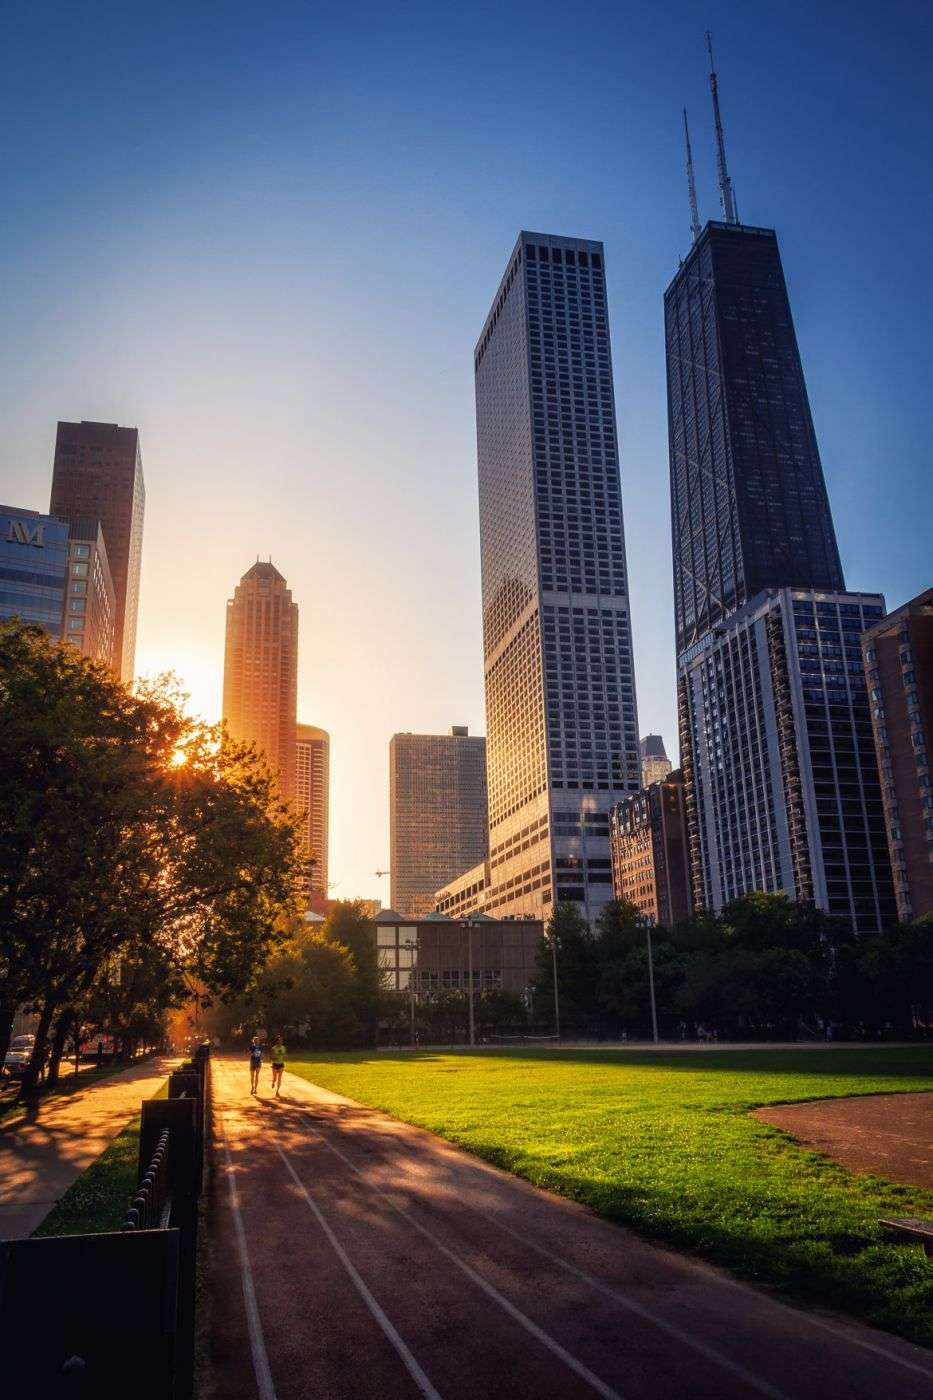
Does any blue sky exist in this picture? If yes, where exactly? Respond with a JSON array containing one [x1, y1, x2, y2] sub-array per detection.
[[2, 1, 931, 899]]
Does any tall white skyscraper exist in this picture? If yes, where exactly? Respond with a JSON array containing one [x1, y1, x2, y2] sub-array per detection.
[[296, 723, 329, 896], [474, 232, 640, 924]]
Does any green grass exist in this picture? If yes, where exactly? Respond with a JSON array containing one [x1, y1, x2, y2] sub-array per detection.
[[33, 1079, 169, 1237], [287, 1045, 933, 1347]]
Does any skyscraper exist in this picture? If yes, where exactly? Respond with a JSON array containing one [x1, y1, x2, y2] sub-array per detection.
[[296, 723, 330, 896], [474, 232, 640, 924], [389, 727, 488, 920], [640, 734, 673, 789], [50, 421, 145, 682], [668, 41, 894, 929], [58, 516, 116, 668], [863, 591, 933, 921], [222, 561, 298, 802]]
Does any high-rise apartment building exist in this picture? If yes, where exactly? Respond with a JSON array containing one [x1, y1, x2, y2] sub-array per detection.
[[609, 770, 692, 929], [222, 561, 298, 802], [389, 728, 488, 920], [863, 590, 933, 920], [296, 723, 330, 896], [50, 421, 145, 681], [666, 46, 894, 931], [474, 232, 640, 924], [640, 735, 673, 789], [679, 589, 895, 932]]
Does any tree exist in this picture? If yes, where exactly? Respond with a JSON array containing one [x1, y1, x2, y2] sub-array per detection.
[[322, 901, 382, 1043], [532, 903, 598, 1030], [0, 620, 303, 1093]]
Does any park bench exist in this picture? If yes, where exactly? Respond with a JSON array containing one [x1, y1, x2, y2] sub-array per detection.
[[879, 1217, 933, 1256]]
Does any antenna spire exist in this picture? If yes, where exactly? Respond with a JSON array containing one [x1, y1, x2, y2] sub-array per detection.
[[706, 30, 738, 224], [683, 107, 701, 241]]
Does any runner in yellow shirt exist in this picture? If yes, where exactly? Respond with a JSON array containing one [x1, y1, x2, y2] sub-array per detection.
[[270, 1038, 286, 1097]]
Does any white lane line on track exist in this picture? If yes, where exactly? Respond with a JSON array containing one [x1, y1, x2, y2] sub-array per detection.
[[291, 1114, 626, 1400], [300, 1098, 933, 1389], [273, 1141, 444, 1400], [221, 1112, 278, 1400]]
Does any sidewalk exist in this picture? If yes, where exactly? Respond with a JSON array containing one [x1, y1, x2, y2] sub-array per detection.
[[0, 1055, 178, 1239]]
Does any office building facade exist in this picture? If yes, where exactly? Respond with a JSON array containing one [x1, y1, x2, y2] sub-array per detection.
[[374, 909, 542, 999], [0, 506, 69, 636], [863, 590, 933, 920], [475, 232, 640, 924], [50, 421, 145, 681], [222, 561, 298, 802], [640, 734, 673, 789], [434, 859, 489, 919], [58, 517, 115, 667], [389, 728, 488, 919], [666, 223, 844, 657], [296, 723, 330, 896], [679, 588, 895, 932], [609, 771, 692, 928]]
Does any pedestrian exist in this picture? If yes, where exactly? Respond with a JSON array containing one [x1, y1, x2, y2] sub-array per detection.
[[270, 1037, 286, 1097], [248, 1038, 263, 1094], [96, 1038, 104, 1069]]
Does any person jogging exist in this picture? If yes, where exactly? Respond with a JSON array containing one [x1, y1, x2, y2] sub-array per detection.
[[248, 1038, 263, 1094], [270, 1038, 286, 1097]]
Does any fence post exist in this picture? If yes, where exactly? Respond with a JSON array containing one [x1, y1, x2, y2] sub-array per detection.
[[140, 1097, 198, 1400]]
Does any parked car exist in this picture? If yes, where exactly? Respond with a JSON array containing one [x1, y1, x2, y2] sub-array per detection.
[[3, 1034, 35, 1078]]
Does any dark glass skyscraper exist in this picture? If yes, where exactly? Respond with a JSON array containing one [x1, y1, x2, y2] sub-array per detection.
[[474, 232, 640, 924], [665, 222, 844, 655]]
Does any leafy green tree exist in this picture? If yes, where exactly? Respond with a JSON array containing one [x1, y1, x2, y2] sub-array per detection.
[[322, 901, 381, 1043], [0, 620, 302, 1093], [532, 903, 598, 1030], [852, 916, 933, 1035]]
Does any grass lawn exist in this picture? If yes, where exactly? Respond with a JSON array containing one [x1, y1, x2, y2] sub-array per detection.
[[287, 1045, 933, 1347], [32, 1079, 169, 1237]]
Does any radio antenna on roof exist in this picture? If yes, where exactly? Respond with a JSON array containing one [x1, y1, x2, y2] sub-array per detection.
[[706, 30, 738, 224], [684, 107, 701, 241]]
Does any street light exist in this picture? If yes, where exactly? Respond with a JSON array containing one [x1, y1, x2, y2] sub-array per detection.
[[638, 913, 659, 1044], [460, 919, 478, 1047], [550, 926, 561, 1040]]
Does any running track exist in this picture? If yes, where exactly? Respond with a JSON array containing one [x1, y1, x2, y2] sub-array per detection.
[[206, 1058, 933, 1400]]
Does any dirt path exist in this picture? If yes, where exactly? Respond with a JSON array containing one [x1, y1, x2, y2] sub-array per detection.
[[204, 1057, 933, 1400], [755, 1091, 933, 1189], [0, 1055, 178, 1238]]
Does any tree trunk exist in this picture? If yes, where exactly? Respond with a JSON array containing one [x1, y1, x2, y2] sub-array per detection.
[[19, 998, 56, 1100], [46, 1013, 70, 1087], [0, 1001, 14, 1073]]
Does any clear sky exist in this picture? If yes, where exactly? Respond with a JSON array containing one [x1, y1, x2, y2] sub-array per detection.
[[2, 1, 931, 902]]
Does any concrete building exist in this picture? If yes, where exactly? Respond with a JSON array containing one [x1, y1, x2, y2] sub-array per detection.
[[50, 421, 145, 681], [640, 735, 673, 789], [57, 516, 116, 667], [474, 232, 640, 925], [389, 728, 488, 919], [609, 771, 692, 928], [296, 723, 330, 896], [679, 589, 895, 932], [0, 506, 69, 635], [434, 859, 489, 919], [222, 561, 298, 802], [863, 590, 933, 920], [374, 909, 542, 999]]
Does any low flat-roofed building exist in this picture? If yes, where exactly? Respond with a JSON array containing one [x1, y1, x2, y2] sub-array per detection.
[[374, 908, 542, 999]]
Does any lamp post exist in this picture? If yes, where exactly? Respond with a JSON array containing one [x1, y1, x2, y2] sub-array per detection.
[[639, 914, 659, 1044], [460, 920, 477, 1047], [401, 938, 417, 1047], [550, 928, 561, 1040]]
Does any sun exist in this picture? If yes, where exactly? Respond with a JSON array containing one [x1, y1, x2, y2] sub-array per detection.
[[170, 748, 188, 768]]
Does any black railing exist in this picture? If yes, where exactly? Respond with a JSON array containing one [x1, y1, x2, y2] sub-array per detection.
[[122, 1125, 171, 1232]]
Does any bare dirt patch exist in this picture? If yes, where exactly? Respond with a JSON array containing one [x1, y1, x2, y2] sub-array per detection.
[[755, 1091, 933, 1189]]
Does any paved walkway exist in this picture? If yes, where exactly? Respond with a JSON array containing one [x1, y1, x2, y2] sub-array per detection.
[[756, 1092, 933, 1189], [0, 1055, 178, 1239], [206, 1058, 933, 1400]]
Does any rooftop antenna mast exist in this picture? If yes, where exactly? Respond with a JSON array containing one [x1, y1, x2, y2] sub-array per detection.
[[706, 29, 738, 224], [683, 107, 701, 241]]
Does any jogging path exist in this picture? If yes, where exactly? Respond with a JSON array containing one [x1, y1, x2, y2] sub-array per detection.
[[0, 1054, 178, 1239], [207, 1057, 933, 1400]]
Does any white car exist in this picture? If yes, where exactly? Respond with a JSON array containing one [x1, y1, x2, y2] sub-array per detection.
[[3, 1034, 35, 1078]]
